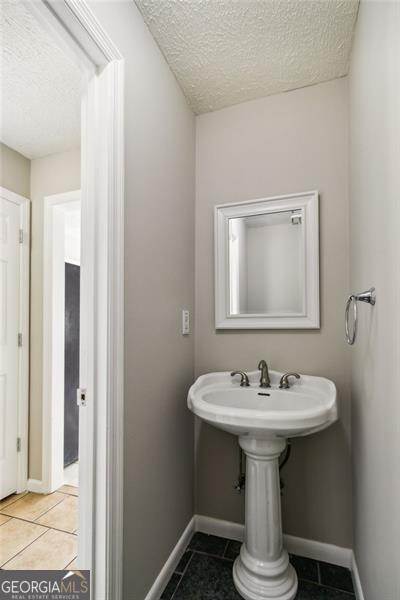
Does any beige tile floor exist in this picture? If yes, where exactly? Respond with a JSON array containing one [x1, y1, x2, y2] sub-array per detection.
[[0, 485, 78, 570]]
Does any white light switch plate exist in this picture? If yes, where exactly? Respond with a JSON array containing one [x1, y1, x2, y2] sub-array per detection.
[[182, 309, 190, 335]]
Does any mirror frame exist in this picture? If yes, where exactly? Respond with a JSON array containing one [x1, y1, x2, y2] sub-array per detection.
[[214, 190, 320, 329]]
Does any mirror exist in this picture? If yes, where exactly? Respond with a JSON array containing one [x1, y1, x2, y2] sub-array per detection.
[[215, 191, 319, 329]]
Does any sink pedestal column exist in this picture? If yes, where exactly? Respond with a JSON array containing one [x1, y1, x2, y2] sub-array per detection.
[[233, 438, 297, 600]]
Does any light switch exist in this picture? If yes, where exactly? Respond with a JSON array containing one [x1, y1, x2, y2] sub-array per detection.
[[182, 309, 190, 335]]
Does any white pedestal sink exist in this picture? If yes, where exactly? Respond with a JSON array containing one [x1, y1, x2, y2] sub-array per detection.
[[188, 370, 337, 600]]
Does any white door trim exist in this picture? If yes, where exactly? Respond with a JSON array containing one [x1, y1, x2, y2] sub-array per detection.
[[0, 186, 30, 495], [30, 3, 124, 599], [42, 190, 81, 495]]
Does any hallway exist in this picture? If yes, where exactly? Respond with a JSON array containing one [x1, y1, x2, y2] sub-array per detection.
[[0, 486, 78, 570]]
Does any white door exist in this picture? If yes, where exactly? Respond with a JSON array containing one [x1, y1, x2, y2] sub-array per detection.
[[0, 196, 20, 499]]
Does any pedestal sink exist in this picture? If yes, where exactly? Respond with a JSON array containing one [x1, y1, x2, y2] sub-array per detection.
[[188, 369, 337, 600]]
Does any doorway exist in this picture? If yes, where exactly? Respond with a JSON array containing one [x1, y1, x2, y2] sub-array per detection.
[[0, 1, 124, 596], [64, 261, 80, 476], [0, 188, 82, 569], [42, 191, 81, 494]]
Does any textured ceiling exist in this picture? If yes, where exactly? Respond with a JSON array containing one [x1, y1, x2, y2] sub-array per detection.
[[135, 0, 359, 114], [0, 0, 83, 159]]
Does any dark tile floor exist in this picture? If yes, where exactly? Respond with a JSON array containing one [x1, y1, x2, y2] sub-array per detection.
[[161, 533, 355, 600]]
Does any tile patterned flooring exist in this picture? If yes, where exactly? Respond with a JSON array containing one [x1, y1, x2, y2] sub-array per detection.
[[0, 496, 355, 599], [162, 533, 355, 600], [0, 486, 78, 570]]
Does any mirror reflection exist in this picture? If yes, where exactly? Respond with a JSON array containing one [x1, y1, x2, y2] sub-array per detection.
[[228, 210, 304, 316]]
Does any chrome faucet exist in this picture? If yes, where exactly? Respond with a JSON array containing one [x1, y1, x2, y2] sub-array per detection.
[[258, 360, 271, 388], [231, 370, 250, 387]]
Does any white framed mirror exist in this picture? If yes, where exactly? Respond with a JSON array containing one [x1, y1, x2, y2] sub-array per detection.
[[214, 191, 320, 329]]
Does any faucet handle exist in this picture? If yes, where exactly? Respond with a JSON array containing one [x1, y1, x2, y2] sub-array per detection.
[[279, 373, 301, 389], [231, 371, 250, 387]]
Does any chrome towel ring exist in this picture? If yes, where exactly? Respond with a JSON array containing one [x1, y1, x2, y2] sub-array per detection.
[[345, 287, 376, 345]]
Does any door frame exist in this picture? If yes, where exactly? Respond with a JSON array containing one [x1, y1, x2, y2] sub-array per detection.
[[27, 2, 125, 599], [42, 190, 81, 494], [0, 186, 30, 495]]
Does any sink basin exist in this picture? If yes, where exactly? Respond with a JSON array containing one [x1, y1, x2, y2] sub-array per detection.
[[188, 369, 337, 600], [188, 370, 337, 438]]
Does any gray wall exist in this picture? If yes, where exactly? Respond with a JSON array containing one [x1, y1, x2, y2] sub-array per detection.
[[349, 1, 400, 597], [29, 148, 81, 479], [0, 142, 30, 197], [87, 2, 196, 598], [195, 78, 353, 548]]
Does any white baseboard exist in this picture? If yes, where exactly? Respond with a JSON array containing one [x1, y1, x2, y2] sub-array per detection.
[[351, 553, 365, 600], [194, 515, 244, 541], [27, 479, 46, 494], [144, 518, 195, 600], [145, 514, 356, 600], [195, 515, 353, 568], [284, 533, 352, 568]]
